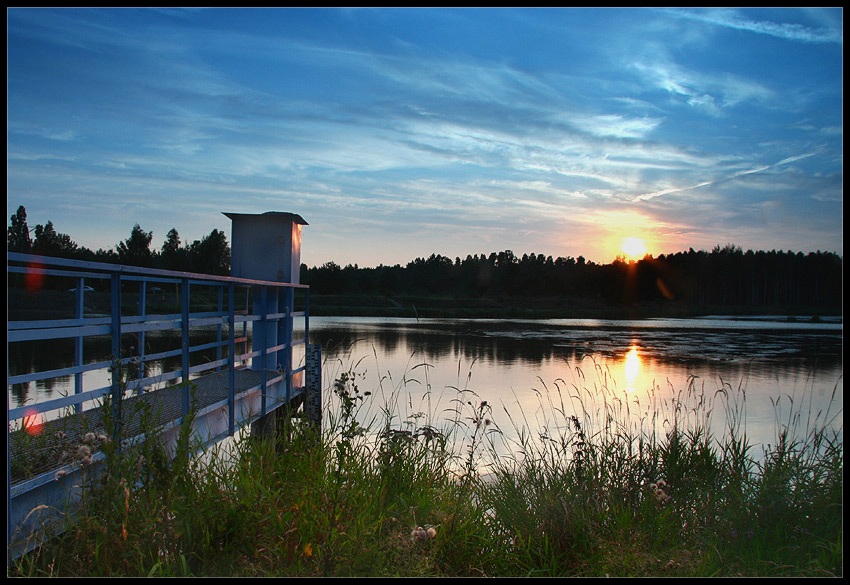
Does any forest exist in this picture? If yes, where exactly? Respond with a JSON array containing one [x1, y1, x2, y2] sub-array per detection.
[[7, 205, 843, 314]]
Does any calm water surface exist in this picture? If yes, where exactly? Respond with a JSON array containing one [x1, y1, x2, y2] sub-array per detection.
[[10, 315, 842, 456], [307, 316, 843, 454]]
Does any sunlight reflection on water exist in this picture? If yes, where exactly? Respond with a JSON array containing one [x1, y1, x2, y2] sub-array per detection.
[[311, 316, 843, 460]]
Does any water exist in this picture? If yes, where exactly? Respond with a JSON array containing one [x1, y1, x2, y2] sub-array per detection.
[[307, 316, 843, 455], [9, 315, 843, 455]]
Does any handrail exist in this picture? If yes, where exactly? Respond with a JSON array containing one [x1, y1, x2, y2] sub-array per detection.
[[7, 252, 318, 564], [7, 251, 309, 439]]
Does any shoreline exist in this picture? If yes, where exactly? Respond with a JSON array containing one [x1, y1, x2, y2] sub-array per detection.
[[306, 294, 842, 322]]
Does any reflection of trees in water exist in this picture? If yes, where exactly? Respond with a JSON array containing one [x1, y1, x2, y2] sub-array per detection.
[[14, 323, 841, 407], [312, 327, 582, 367], [310, 325, 843, 382]]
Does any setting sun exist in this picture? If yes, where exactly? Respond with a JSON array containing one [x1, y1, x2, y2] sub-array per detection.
[[621, 237, 647, 260]]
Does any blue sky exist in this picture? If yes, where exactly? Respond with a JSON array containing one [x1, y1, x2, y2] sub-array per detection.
[[7, 7, 843, 268]]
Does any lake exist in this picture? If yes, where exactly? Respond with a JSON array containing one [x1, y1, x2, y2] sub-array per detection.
[[305, 315, 843, 457], [9, 315, 843, 457]]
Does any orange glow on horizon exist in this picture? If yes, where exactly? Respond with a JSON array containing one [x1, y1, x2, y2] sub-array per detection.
[[621, 237, 647, 260]]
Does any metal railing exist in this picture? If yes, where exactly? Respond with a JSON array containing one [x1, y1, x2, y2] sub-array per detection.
[[7, 252, 312, 559]]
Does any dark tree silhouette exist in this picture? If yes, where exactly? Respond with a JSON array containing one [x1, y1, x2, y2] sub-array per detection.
[[7, 204, 843, 312], [187, 229, 230, 276], [32, 221, 78, 258], [7, 205, 32, 253], [159, 228, 188, 271], [116, 224, 154, 267]]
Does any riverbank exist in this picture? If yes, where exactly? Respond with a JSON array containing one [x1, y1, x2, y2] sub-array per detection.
[[11, 367, 843, 577], [307, 293, 840, 321], [8, 288, 840, 323]]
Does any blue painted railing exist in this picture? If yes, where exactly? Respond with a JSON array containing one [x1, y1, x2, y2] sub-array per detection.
[[7, 252, 313, 560]]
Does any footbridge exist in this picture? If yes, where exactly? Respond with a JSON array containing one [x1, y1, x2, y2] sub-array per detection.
[[7, 212, 320, 562]]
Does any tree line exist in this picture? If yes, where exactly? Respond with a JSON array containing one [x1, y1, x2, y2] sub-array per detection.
[[303, 245, 842, 311], [7, 205, 230, 275], [8, 205, 843, 311]]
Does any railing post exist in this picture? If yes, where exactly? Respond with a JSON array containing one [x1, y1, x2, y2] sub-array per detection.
[[216, 286, 224, 373], [74, 276, 84, 413], [258, 285, 268, 417], [180, 277, 190, 418], [305, 343, 322, 431], [228, 282, 236, 437], [110, 271, 122, 445], [137, 280, 147, 395], [280, 286, 294, 401]]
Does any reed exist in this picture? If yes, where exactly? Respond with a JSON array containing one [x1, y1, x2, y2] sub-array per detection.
[[10, 354, 842, 577]]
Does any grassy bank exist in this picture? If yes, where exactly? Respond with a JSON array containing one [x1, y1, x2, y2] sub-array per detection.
[[10, 360, 843, 577]]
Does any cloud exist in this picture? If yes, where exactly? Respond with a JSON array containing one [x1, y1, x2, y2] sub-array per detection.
[[631, 60, 773, 115], [568, 114, 661, 139], [632, 152, 820, 202], [667, 8, 842, 44]]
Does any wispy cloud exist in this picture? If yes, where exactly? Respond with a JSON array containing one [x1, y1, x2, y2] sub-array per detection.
[[667, 8, 843, 44], [633, 152, 819, 202]]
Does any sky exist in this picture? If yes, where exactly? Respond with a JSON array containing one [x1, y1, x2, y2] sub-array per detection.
[[6, 7, 844, 268]]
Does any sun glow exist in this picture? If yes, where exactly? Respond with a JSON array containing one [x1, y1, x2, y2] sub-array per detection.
[[624, 346, 640, 393], [621, 237, 647, 260]]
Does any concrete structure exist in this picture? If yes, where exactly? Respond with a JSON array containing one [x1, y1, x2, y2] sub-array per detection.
[[223, 211, 308, 284], [223, 211, 311, 438]]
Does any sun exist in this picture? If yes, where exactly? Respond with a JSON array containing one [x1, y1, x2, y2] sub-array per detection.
[[621, 237, 647, 260]]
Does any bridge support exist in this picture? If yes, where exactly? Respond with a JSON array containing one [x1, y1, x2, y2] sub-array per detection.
[[224, 211, 312, 443]]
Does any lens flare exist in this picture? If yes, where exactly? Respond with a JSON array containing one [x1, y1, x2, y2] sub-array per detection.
[[23, 409, 44, 436], [25, 262, 46, 291]]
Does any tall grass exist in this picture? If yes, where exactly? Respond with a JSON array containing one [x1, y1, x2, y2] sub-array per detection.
[[10, 354, 842, 577]]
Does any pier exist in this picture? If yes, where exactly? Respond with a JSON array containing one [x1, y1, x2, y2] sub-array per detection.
[[7, 212, 320, 562]]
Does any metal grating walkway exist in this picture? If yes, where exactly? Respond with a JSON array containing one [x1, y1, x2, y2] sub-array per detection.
[[9, 369, 289, 486]]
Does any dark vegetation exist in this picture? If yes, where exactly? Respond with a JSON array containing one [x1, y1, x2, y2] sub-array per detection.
[[7, 205, 230, 275], [8, 205, 843, 319], [10, 364, 844, 577]]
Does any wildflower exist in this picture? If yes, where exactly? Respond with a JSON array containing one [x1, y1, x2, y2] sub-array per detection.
[[82, 432, 96, 444], [55, 470, 67, 480], [97, 433, 109, 443], [76, 445, 91, 459], [426, 526, 437, 539], [80, 455, 93, 467], [411, 526, 427, 541], [55, 431, 67, 440]]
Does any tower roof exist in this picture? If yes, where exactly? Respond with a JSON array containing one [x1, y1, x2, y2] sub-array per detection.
[[222, 211, 308, 225]]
